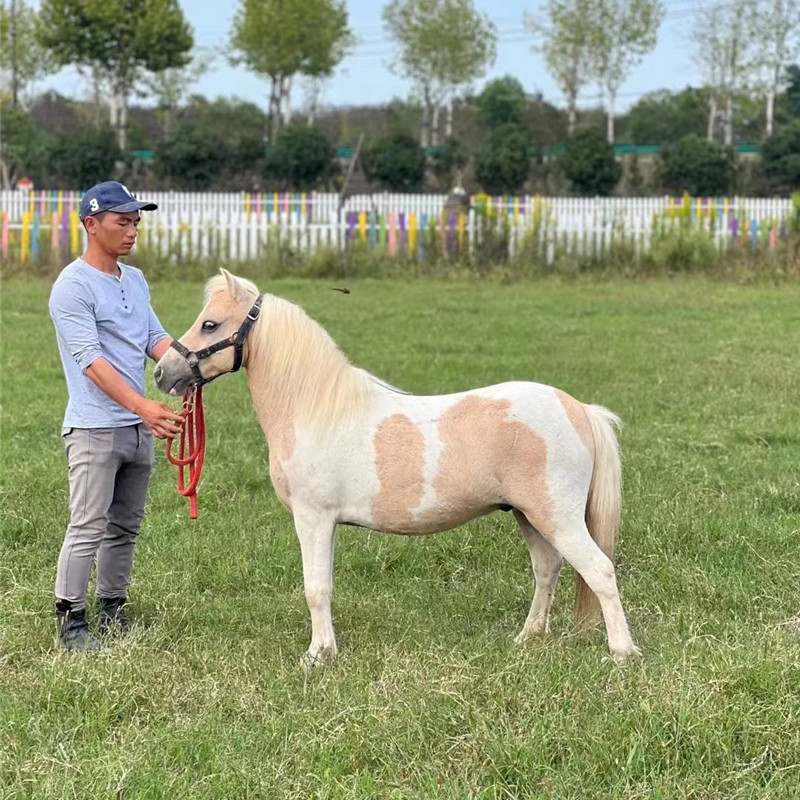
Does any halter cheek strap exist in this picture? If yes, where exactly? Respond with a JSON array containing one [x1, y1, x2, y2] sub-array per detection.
[[170, 295, 264, 387]]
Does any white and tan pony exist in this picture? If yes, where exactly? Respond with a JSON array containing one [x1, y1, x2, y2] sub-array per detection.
[[155, 270, 640, 663]]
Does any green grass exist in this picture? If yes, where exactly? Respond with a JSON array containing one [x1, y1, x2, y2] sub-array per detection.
[[2, 275, 799, 799]]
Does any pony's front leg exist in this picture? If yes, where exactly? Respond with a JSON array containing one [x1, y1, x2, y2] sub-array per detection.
[[294, 511, 338, 666]]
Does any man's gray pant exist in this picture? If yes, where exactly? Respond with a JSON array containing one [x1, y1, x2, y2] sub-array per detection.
[[56, 425, 155, 610]]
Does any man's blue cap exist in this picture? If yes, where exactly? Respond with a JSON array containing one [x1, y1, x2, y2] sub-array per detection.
[[79, 181, 157, 220]]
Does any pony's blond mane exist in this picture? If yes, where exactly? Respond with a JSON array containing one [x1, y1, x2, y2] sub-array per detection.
[[204, 275, 372, 429]]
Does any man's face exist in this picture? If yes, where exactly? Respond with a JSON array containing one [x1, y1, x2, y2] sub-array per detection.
[[85, 211, 141, 256]]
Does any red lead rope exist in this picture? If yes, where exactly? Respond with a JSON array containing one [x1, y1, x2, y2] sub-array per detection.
[[166, 386, 206, 519]]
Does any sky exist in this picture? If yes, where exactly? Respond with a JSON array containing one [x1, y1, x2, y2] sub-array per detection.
[[34, 0, 703, 114]]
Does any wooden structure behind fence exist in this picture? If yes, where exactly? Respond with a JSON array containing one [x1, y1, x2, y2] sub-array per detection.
[[0, 191, 795, 265]]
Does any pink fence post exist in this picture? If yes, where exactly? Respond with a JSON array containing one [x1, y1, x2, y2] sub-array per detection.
[[1, 212, 9, 261], [388, 213, 397, 256]]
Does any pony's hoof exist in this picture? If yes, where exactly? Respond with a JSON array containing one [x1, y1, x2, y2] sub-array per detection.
[[611, 645, 642, 662], [514, 623, 547, 644], [301, 645, 337, 668]]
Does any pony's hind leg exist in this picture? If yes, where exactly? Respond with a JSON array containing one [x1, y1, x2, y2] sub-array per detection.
[[524, 511, 640, 660], [513, 509, 563, 642], [293, 511, 338, 665]]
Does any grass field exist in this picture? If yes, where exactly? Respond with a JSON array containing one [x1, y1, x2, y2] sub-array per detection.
[[2, 274, 799, 799]]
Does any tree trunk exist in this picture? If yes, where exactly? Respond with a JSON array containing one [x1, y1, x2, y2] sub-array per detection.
[[108, 84, 128, 152], [431, 103, 440, 147], [606, 88, 616, 145], [765, 89, 776, 138], [707, 93, 717, 141], [567, 96, 577, 136], [267, 78, 281, 142], [280, 76, 293, 128], [724, 90, 733, 147], [420, 87, 431, 148], [10, 0, 18, 107], [445, 98, 453, 140]]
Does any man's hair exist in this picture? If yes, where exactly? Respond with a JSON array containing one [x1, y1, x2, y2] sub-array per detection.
[[82, 211, 108, 230]]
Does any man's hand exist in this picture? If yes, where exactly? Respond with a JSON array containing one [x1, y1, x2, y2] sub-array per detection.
[[136, 399, 184, 440]]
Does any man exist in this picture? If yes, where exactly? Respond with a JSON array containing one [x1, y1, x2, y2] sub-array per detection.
[[49, 181, 183, 651]]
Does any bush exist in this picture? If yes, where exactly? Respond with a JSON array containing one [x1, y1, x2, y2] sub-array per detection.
[[474, 124, 530, 195], [153, 123, 231, 190], [0, 102, 50, 186], [266, 123, 336, 190], [46, 125, 122, 189], [561, 128, 621, 196], [659, 135, 736, 196], [760, 121, 800, 194], [362, 131, 425, 192]]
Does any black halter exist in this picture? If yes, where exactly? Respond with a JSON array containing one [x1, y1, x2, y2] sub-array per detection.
[[170, 295, 264, 387]]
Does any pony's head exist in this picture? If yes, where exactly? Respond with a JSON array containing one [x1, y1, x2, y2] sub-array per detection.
[[154, 269, 259, 395]]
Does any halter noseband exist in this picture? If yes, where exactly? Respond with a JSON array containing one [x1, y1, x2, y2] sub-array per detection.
[[170, 295, 264, 387]]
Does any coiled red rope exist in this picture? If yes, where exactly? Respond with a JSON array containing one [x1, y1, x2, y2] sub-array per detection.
[[166, 386, 206, 519]]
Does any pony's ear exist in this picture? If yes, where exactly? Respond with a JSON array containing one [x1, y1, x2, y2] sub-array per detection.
[[221, 268, 250, 303]]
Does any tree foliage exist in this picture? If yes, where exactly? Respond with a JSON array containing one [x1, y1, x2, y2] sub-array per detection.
[[37, 0, 193, 150], [626, 88, 708, 144], [362, 131, 425, 191], [561, 126, 621, 195], [474, 76, 526, 129], [658, 134, 736, 195], [383, 0, 496, 145], [230, 0, 351, 138], [0, 0, 56, 105], [47, 124, 122, 188], [760, 120, 800, 192], [266, 123, 336, 189], [474, 124, 531, 194], [0, 101, 50, 187]]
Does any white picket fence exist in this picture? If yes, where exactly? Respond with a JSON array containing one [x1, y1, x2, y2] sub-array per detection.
[[1, 191, 795, 264]]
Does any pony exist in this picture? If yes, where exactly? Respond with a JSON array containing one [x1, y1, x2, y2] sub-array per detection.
[[154, 270, 640, 664]]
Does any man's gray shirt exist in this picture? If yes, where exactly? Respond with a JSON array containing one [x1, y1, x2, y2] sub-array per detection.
[[49, 258, 169, 428]]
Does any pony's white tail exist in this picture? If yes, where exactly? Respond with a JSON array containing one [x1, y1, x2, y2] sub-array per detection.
[[576, 404, 623, 628]]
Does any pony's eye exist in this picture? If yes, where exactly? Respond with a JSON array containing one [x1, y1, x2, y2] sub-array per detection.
[[201, 320, 218, 332]]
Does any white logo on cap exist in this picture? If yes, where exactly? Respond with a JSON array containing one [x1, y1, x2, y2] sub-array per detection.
[[89, 198, 100, 212], [119, 183, 133, 198]]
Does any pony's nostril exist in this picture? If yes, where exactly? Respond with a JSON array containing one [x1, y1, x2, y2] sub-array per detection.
[[154, 365, 163, 382]]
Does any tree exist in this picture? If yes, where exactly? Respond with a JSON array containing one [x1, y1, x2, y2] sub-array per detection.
[[760, 120, 800, 192], [589, 0, 663, 144], [229, 0, 351, 141], [0, 101, 50, 188], [142, 48, 213, 138], [561, 126, 621, 195], [526, 0, 598, 136], [266, 123, 335, 189], [0, 0, 56, 107], [474, 124, 531, 194], [625, 88, 707, 144], [693, 0, 751, 145], [384, 0, 496, 147], [37, 0, 193, 151], [46, 124, 122, 188], [785, 63, 800, 118], [362, 131, 425, 191], [751, 0, 800, 137], [474, 76, 527, 129], [153, 123, 231, 190], [658, 134, 736, 195]]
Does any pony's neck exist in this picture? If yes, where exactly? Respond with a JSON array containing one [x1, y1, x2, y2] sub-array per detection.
[[243, 299, 372, 439]]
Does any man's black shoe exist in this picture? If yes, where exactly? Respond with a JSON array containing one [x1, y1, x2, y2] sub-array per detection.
[[97, 596, 130, 636], [55, 600, 102, 652]]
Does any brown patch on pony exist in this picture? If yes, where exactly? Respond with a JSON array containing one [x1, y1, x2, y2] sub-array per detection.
[[418, 395, 552, 532], [556, 390, 594, 455], [372, 414, 425, 531]]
